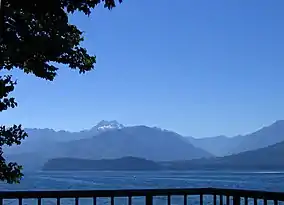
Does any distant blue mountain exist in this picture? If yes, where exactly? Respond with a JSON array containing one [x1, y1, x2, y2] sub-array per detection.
[[54, 125, 212, 161], [4, 121, 212, 170], [165, 140, 284, 171], [187, 120, 284, 156], [4, 120, 124, 155], [187, 135, 232, 156], [7, 120, 284, 171]]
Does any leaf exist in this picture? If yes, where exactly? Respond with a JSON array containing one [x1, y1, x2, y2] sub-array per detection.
[[0, 0, 122, 184]]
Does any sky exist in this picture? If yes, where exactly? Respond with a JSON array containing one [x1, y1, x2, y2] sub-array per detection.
[[1, 0, 284, 138]]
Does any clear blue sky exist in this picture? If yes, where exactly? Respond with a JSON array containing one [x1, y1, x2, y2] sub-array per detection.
[[2, 0, 284, 138]]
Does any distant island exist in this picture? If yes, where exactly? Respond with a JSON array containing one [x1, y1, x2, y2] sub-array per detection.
[[43, 157, 163, 171]]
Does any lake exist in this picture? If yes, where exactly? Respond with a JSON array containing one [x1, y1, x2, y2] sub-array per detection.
[[0, 171, 284, 204]]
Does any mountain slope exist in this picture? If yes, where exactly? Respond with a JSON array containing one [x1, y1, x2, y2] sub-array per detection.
[[167, 140, 284, 170], [188, 120, 284, 156], [230, 120, 284, 154], [55, 126, 213, 161], [4, 120, 124, 155], [187, 135, 232, 156]]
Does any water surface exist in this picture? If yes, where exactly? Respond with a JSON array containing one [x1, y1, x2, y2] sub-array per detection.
[[1, 171, 283, 205]]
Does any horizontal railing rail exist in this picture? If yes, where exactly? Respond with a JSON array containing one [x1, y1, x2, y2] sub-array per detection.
[[0, 188, 283, 205]]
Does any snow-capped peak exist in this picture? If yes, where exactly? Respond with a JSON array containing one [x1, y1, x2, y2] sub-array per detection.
[[95, 120, 124, 131]]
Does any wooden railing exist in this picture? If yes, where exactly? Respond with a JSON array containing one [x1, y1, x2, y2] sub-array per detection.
[[0, 188, 283, 205]]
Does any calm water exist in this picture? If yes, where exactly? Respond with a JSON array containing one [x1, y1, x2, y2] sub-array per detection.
[[0, 171, 284, 205]]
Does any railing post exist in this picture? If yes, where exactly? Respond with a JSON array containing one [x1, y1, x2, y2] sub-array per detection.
[[226, 195, 230, 205], [263, 199, 267, 205], [57, 197, 60, 205], [128, 196, 132, 205], [184, 194, 187, 205], [111, 196, 114, 205], [233, 196, 240, 205], [244, 197, 248, 205], [200, 194, 203, 205], [145, 194, 153, 205], [75, 197, 79, 205], [220, 195, 223, 205], [167, 194, 171, 205], [214, 194, 217, 205]]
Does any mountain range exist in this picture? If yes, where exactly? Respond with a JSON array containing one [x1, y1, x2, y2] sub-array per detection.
[[4, 120, 212, 170], [4, 120, 284, 171], [188, 120, 284, 156], [4, 120, 124, 155], [52, 126, 212, 161], [164, 140, 284, 170]]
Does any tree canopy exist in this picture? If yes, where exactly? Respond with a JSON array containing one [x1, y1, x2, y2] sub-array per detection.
[[0, 0, 122, 183]]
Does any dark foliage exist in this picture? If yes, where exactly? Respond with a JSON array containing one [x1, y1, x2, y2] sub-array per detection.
[[0, 0, 122, 183]]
